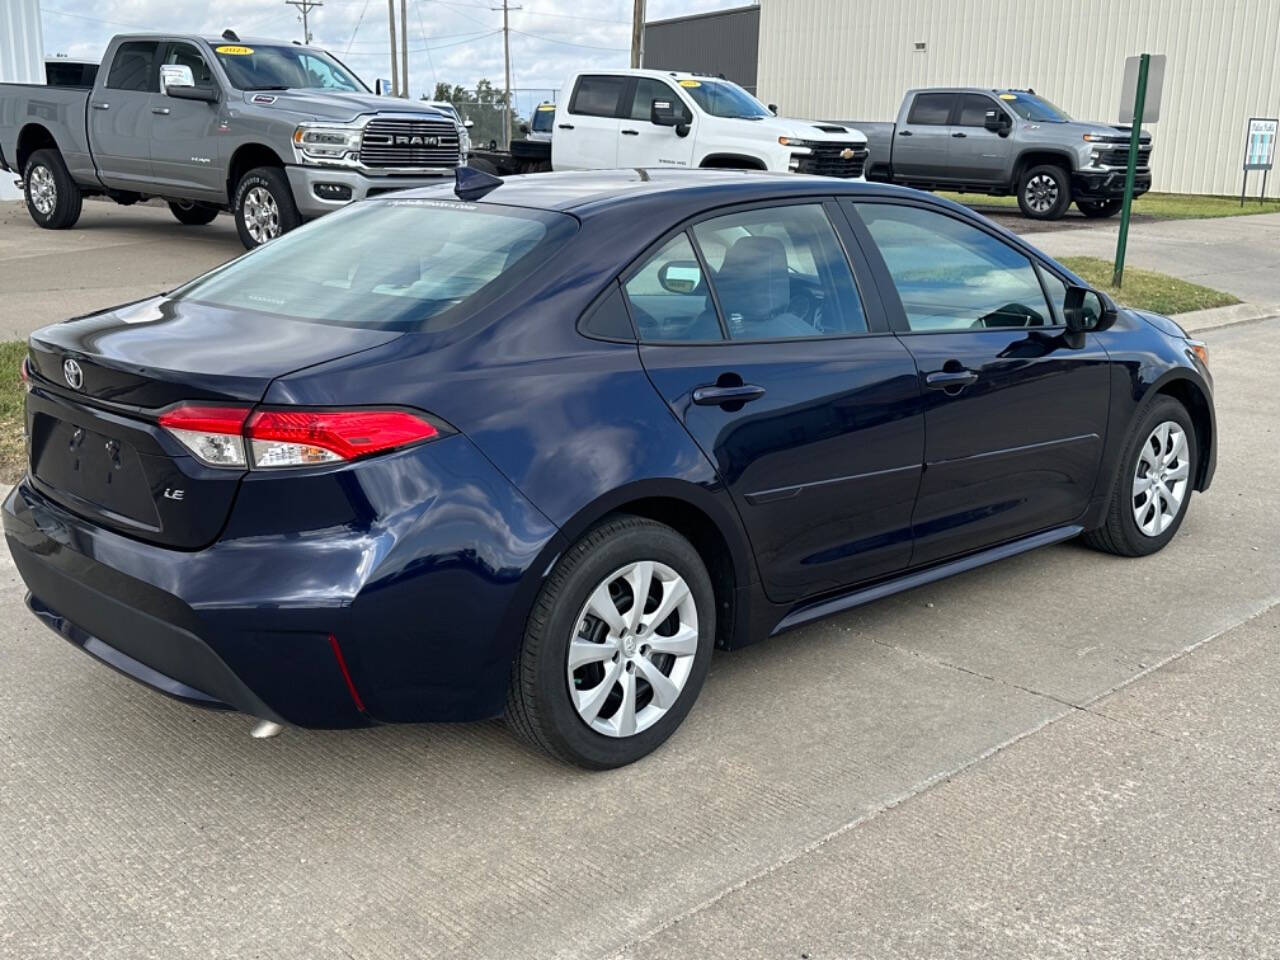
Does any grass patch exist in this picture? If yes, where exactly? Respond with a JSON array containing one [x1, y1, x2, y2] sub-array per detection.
[[1059, 256, 1240, 315], [0, 341, 27, 484], [939, 191, 1280, 220]]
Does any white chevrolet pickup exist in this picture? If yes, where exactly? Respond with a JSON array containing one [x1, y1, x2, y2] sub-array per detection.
[[552, 69, 868, 178]]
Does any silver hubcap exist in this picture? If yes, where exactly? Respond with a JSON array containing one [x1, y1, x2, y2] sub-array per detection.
[[28, 165, 56, 216], [1025, 173, 1059, 213], [242, 186, 280, 244], [1132, 421, 1190, 537], [567, 560, 698, 738]]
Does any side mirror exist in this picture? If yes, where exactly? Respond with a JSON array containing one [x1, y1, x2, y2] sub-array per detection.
[[983, 109, 1011, 135], [1063, 284, 1117, 338], [464, 119, 474, 129], [519, 123, 529, 134], [658, 260, 703, 295], [650, 99, 691, 138], [375, 78, 393, 96], [768, 103, 778, 115], [159, 63, 194, 95], [167, 84, 219, 103]]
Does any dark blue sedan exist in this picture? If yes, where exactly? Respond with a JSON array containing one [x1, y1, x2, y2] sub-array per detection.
[[4, 169, 1215, 767]]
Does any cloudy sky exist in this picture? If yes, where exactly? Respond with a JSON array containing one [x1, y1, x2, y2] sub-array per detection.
[[39, 0, 748, 111]]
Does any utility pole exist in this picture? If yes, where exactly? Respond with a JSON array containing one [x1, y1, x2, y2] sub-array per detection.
[[399, 0, 409, 96], [285, 0, 322, 44], [386, 0, 399, 97], [631, 0, 645, 68], [491, 0, 521, 150]]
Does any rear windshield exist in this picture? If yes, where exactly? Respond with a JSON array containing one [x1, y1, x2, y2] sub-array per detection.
[[171, 199, 578, 331]]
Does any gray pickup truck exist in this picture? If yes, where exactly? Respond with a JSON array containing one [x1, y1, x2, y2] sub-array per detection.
[[0, 32, 465, 248], [851, 88, 1152, 220]]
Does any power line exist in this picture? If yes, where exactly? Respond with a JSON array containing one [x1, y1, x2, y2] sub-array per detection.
[[285, 0, 323, 44], [345, 0, 372, 52], [507, 28, 629, 52]]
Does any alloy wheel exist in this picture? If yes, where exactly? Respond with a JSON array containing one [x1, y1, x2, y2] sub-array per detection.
[[1132, 420, 1190, 537], [1024, 173, 1059, 214], [243, 186, 281, 244], [28, 165, 56, 216], [567, 560, 698, 738]]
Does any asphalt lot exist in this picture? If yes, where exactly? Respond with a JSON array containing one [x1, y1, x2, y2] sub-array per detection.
[[2, 200, 1279, 959]]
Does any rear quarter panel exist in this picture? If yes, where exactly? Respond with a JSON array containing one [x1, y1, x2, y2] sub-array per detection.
[[0, 84, 95, 182]]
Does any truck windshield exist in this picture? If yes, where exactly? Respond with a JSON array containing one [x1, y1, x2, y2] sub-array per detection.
[[999, 93, 1072, 123], [531, 106, 556, 133], [170, 199, 578, 331], [213, 44, 366, 92], [680, 79, 771, 119]]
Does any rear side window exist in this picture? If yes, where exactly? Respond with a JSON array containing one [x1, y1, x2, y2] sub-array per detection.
[[571, 75, 626, 118], [955, 94, 998, 127], [171, 199, 578, 332], [106, 41, 159, 92], [854, 203, 1055, 331], [906, 93, 954, 125]]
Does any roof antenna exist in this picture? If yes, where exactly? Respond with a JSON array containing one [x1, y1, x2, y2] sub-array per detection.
[[454, 165, 503, 201], [222, 29, 240, 42]]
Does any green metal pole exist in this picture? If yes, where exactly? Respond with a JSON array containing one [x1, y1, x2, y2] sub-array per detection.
[[1113, 53, 1150, 287]]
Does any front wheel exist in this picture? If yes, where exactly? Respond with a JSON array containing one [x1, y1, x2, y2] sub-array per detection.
[[505, 516, 715, 768], [233, 166, 301, 249], [23, 148, 82, 230], [1077, 198, 1123, 218], [168, 200, 220, 226], [1084, 396, 1197, 557], [1017, 163, 1071, 220]]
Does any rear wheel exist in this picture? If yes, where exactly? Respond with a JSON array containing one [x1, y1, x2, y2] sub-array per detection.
[[504, 515, 715, 768], [168, 200, 220, 226], [1017, 163, 1071, 220], [233, 166, 300, 249], [1077, 198, 1123, 218], [23, 148, 82, 230]]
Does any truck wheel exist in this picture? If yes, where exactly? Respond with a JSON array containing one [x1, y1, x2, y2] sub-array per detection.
[[23, 149, 82, 230], [233, 166, 300, 249], [1077, 198, 1123, 218], [1017, 164, 1071, 220], [168, 201, 220, 226]]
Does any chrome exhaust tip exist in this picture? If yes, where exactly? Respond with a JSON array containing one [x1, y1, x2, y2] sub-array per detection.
[[250, 719, 284, 739]]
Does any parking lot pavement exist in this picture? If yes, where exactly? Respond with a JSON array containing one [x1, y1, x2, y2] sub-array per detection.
[[0, 201, 242, 340], [1, 289, 1277, 960]]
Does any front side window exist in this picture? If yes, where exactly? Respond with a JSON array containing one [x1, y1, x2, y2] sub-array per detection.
[[692, 204, 867, 341], [106, 41, 159, 92], [906, 93, 954, 125], [570, 75, 627, 118], [855, 203, 1054, 331], [213, 44, 364, 92], [172, 200, 577, 331], [629, 78, 679, 122], [163, 43, 214, 87], [624, 233, 722, 342], [955, 94, 999, 127]]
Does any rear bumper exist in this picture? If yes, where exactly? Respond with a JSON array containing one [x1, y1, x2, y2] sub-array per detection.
[[286, 165, 455, 217], [1072, 168, 1152, 201]]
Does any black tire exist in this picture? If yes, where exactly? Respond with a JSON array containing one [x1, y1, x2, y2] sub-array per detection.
[[232, 166, 301, 249], [504, 515, 716, 769], [1077, 198, 1123, 218], [1017, 163, 1072, 220], [168, 200, 220, 226], [23, 148, 82, 230], [1083, 395, 1197, 557]]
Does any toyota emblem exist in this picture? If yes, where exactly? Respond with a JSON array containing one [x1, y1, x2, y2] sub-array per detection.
[[63, 358, 83, 390]]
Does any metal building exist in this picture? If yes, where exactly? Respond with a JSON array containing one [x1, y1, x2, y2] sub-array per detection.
[[645, 4, 761, 94], [1, 0, 43, 199], [752, 0, 1279, 196]]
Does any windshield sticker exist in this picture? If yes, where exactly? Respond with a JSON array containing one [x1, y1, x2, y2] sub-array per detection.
[[998, 93, 1017, 100], [536, 104, 556, 112], [678, 79, 701, 88], [216, 45, 254, 55]]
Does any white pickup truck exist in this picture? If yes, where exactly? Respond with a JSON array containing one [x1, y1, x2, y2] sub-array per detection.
[[552, 69, 868, 178]]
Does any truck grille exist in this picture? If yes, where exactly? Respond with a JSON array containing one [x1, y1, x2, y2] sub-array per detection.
[[1096, 144, 1153, 168], [795, 143, 868, 179], [359, 117, 460, 168]]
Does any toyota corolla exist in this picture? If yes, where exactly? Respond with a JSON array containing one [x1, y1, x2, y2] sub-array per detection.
[[4, 169, 1215, 768]]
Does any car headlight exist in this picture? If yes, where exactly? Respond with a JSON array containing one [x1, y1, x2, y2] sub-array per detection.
[[293, 124, 363, 164], [778, 137, 816, 148]]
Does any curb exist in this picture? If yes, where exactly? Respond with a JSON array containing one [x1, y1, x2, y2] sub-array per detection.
[[1170, 301, 1280, 334]]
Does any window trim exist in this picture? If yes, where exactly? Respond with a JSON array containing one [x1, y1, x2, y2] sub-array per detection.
[[843, 196, 1068, 335], [905, 92, 957, 127], [568, 74, 629, 119], [105, 40, 161, 93], [619, 196, 891, 347]]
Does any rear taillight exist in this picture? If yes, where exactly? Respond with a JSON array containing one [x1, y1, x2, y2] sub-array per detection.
[[157, 404, 441, 470]]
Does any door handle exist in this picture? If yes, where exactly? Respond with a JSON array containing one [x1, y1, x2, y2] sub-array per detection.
[[925, 369, 979, 391], [897, 129, 913, 136], [91, 102, 110, 110], [557, 123, 574, 130], [620, 128, 639, 136], [951, 131, 967, 138], [692, 384, 766, 407], [152, 107, 171, 115]]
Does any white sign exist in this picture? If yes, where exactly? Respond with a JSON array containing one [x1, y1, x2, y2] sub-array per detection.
[[1245, 118, 1277, 171], [1119, 53, 1166, 124]]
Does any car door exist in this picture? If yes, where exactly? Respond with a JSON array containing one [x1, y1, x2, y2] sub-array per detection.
[[619, 77, 696, 169], [149, 41, 225, 200], [628, 200, 924, 604], [846, 199, 1111, 567], [949, 93, 1014, 185], [554, 74, 625, 170], [892, 92, 956, 180], [89, 40, 160, 189]]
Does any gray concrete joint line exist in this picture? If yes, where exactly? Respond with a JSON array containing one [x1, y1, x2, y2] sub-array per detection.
[[601, 595, 1280, 960]]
